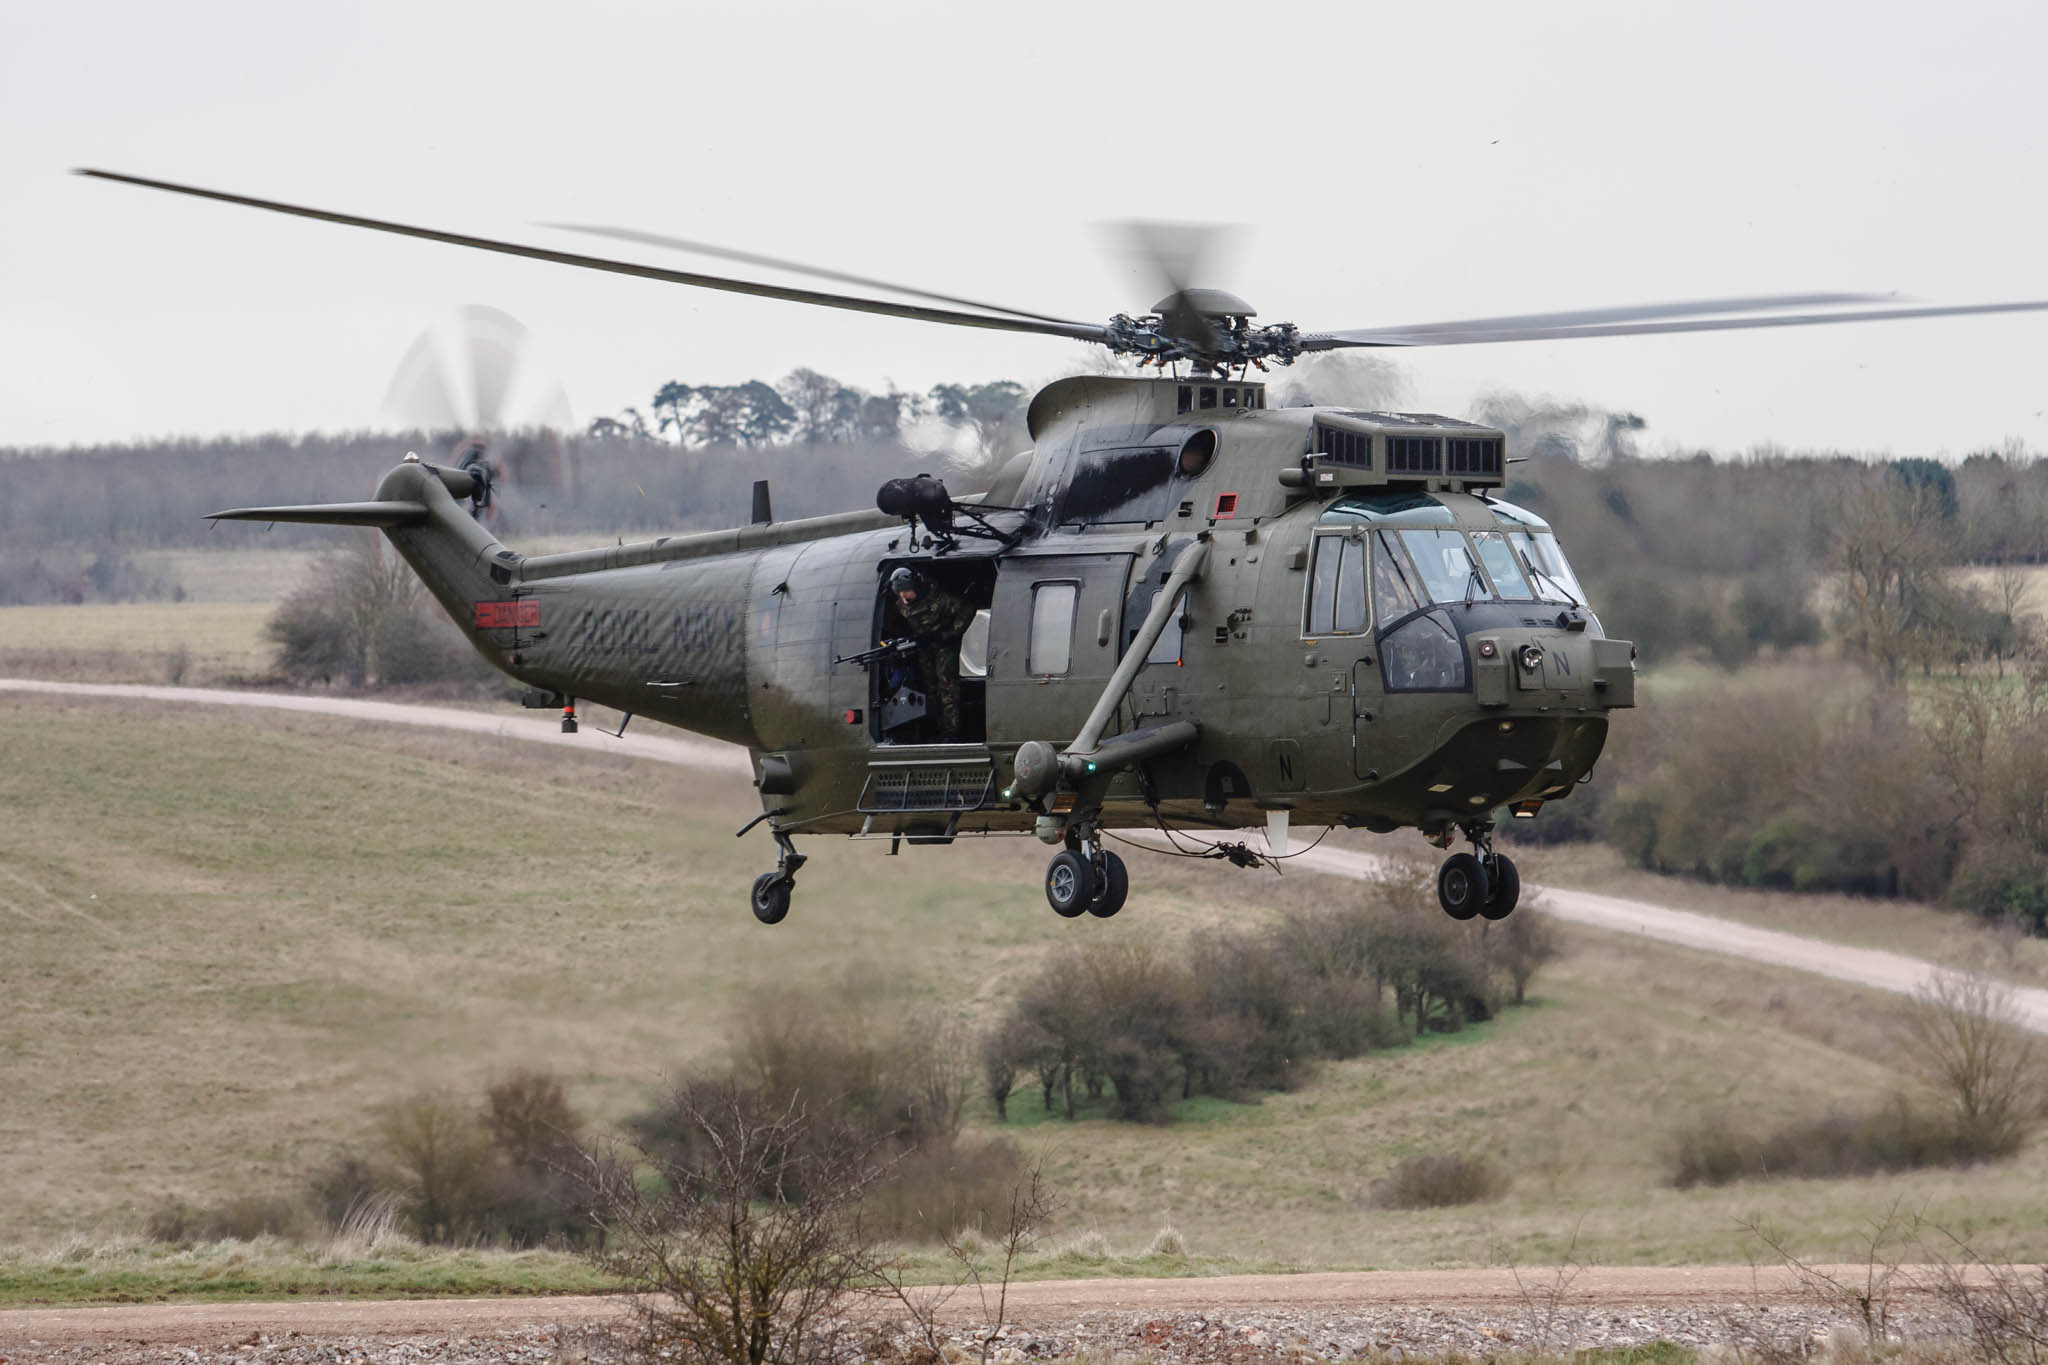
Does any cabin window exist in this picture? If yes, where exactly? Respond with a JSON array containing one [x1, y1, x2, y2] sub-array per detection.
[[1199, 386, 1218, 410], [1146, 592, 1186, 665], [1304, 533, 1368, 636], [1398, 529, 1487, 603], [1222, 387, 1239, 408], [1177, 384, 1193, 414], [1029, 582, 1078, 674], [1471, 530, 1534, 600]]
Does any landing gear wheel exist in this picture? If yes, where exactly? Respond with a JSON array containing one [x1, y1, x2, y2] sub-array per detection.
[[750, 872, 792, 925], [1045, 849, 1095, 918], [1087, 850, 1129, 918], [1437, 852, 1487, 921], [1479, 854, 1520, 920]]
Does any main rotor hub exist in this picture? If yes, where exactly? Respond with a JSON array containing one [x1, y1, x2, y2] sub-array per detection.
[[1150, 287, 1256, 319]]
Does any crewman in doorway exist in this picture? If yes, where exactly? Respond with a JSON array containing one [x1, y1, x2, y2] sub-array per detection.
[[889, 566, 974, 742]]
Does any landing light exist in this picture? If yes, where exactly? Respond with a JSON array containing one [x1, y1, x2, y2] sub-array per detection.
[[1510, 800, 1543, 819]]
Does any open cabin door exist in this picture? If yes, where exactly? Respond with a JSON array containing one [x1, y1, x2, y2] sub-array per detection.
[[985, 552, 1134, 747]]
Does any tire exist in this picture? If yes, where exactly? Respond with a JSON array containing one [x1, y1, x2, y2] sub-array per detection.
[[1480, 854, 1521, 920], [1087, 850, 1129, 918], [1045, 849, 1095, 918], [1436, 852, 1486, 920], [750, 872, 792, 925]]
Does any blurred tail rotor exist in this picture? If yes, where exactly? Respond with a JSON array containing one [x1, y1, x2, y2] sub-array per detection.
[[382, 305, 574, 528]]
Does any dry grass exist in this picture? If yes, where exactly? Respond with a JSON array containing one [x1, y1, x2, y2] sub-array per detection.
[[4, 689, 2048, 1282], [0, 601, 277, 683]]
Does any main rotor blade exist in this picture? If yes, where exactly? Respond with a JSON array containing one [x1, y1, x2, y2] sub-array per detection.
[[544, 222, 1085, 328], [76, 169, 1111, 345], [1309, 298, 2048, 348], [1331, 293, 1894, 340]]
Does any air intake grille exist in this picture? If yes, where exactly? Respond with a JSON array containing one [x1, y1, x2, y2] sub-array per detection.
[[1312, 424, 1373, 468], [859, 765, 996, 813], [1447, 437, 1503, 477], [1386, 436, 1442, 475]]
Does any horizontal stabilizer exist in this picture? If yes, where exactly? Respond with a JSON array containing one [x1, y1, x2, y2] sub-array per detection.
[[207, 500, 429, 527]]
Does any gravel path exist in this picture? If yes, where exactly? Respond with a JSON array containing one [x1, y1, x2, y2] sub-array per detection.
[[0, 1266, 1984, 1360], [8, 678, 2043, 1034]]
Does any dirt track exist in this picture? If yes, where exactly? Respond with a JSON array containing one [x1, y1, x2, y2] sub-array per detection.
[[0, 1266, 1984, 1359]]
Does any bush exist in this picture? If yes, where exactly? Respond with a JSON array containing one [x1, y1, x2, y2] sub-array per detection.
[[267, 533, 489, 687], [985, 882, 1547, 1124], [145, 1192, 316, 1244], [1671, 1094, 2020, 1187], [858, 1136, 1026, 1243], [1368, 1153, 1510, 1209], [590, 1079, 888, 1365]]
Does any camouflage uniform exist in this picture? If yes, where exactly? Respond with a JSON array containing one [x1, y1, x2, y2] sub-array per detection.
[[898, 585, 976, 740]]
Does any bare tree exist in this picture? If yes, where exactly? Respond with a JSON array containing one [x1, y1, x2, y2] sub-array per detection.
[[1833, 474, 1953, 681], [584, 1080, 895, 1365], [1903, 969, 2041, 1153]]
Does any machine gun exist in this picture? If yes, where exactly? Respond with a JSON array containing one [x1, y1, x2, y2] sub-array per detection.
[[833, 637, 917, 669]]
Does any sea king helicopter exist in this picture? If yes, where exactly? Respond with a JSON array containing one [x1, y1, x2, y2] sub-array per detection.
[[78, 169, 2048, 926]]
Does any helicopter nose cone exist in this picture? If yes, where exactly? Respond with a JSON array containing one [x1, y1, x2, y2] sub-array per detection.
[[1151, 287, 1256, 319]]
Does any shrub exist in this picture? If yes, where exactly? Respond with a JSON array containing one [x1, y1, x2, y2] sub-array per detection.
[[858, 1136, 1026, 1243], [377, 1091, 500, 1243], [1368, 1153, 1510, 1210], [1145, 1222, 1190, 1257], [145, 1192, 316, 1244], [1904, 970, 2042, 1153], [589, 1079, 888, 1365], [985, 878, 1550, 1124], [1671, 1094, 2023, 1188]]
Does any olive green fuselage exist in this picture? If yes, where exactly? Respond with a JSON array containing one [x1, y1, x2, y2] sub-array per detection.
[[378, 376, 1632, 845]]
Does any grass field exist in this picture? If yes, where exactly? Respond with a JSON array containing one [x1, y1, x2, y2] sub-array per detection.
[[0, 600, 277, 684], [4, 689, 2046, 1309]]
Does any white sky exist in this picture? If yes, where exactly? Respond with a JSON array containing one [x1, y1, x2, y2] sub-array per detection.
[[6, 0, 2047, 457]]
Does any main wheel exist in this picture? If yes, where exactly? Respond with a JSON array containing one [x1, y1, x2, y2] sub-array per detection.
[[1479, 854, 1521, 920], [750, 872, 792, 925], [1045, 849, 1095, 918], [1087, 850, 1129, 918], [1436, 852, 1487, 920]]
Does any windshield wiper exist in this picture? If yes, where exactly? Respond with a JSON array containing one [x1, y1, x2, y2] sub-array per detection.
[[1463, 564, 1488, 606], [1530, 567, 1581, 608]]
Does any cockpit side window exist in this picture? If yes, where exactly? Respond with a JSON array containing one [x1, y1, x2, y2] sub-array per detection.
[[1304, 532, 1369, 636]]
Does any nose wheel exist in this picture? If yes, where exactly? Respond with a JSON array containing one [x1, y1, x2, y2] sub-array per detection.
[[1435, 822, 1520, 921], [1044, 827, 1128, 919]]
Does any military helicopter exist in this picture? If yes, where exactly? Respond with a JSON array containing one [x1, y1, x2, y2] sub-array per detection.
[[78, 169, 2048, 927]]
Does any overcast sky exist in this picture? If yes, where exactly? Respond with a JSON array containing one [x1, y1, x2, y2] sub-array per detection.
[[7, 0, 2046, 457]]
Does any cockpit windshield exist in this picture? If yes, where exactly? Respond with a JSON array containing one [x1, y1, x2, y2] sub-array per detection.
[[1508, 530, 1588, 605], [1470, 531, 1533, 601], [1397, 529, 1487, 604]]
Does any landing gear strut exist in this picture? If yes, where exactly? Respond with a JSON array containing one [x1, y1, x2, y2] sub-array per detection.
[[1043, 823, 1128, 920], [750, 829, 807, 926], [1435, 820, 1519, 921]]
